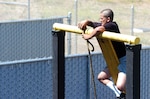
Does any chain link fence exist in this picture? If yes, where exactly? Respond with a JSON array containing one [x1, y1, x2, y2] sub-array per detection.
[[0, 0, 150, 54], [0, 1, 150, 98]]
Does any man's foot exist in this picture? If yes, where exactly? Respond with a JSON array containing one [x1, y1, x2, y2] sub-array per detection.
[[116, 93, 126, 99], [120, 93, 126, 99]]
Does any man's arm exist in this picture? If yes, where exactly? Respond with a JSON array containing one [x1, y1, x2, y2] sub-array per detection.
[[82, 26, 105, 40], [78, 20, 94, 30]]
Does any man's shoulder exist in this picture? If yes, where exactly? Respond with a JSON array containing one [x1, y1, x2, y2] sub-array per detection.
[[92, 22, 102, 28], [106, 21, 118, 26], [104, 22, 120, 33]]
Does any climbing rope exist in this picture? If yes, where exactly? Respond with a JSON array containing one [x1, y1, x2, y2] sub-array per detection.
[[81, 29, 97, 98], [86, 39, 97, 99]]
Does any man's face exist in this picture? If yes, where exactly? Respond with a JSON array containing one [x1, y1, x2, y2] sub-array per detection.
[[99, 13, 110, 26]]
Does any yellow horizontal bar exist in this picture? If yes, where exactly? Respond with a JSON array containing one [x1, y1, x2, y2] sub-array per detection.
[[53, 23, 140, 44], [53, 23, 83, 34]]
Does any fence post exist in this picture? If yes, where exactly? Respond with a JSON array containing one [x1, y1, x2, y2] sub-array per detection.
[[126, 44, 141, 99], [28, 0, 30, 19], [52, 30, 65, 99], [131, 5, 134, 35], [67, 12, 72, 55]]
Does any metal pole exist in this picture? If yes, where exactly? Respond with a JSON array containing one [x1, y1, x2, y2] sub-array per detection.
[[131, 5, 134, 35], [67, 12, 72, 55], [28, 0, 30, 19], [52, 30, 65, 99], [126, 44, 141, 99], [75, 0, 78, 25], [74, 0, 78, 53]]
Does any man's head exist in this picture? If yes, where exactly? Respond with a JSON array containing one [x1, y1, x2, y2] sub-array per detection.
[[99, 9, 114, 25]]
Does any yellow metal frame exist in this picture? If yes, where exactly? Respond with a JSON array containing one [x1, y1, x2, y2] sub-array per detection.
[[53, 23, 140, 83], [53, 23, 140, 44]]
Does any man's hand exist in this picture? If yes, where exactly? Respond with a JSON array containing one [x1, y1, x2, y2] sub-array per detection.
[[78, 20, 89, 31], [82, 33, 92, 40]]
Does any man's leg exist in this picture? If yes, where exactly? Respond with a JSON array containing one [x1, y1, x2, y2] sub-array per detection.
[[98, 68, 121, 97], [115, 72, 126, 99], [116, 72, 126, 92]]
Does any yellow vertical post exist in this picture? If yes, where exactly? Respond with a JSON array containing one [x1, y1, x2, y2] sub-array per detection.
[[97, 38, 119, 83]]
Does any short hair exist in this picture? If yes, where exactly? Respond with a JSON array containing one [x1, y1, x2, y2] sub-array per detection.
[[100, 9, 114, 21]]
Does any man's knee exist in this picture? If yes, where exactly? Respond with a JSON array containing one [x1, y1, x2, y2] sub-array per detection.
[[97, 72, 108, 83], [116, 84, 125, 91], [97, 72, 102, 80]]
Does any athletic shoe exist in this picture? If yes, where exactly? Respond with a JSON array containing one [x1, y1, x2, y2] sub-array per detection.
[[120, 93, 126, 99], [116, 93, 126, 99]]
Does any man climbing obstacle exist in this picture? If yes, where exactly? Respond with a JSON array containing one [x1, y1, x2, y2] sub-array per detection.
[[78, 9, 126, 99]]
